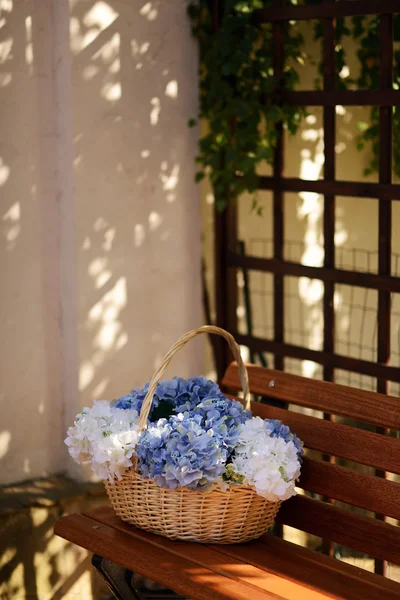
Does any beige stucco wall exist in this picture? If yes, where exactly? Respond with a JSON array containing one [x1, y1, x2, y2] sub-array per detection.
[[0, 0, 202, 486]]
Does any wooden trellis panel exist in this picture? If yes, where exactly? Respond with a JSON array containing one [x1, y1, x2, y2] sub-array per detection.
[[214, 0, 399, 577]]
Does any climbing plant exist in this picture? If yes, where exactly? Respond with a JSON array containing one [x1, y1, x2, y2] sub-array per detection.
[[314, 13, 400, 178], [351, 15, 400, 178], [188, 1, 400, 211], [187, 0, 306, 212]]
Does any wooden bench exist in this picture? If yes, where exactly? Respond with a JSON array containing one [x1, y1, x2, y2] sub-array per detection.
[[55, 363, 400, 599]]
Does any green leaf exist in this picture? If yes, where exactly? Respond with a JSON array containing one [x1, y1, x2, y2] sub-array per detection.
[[195, 172, 205, 182], [215, 196, 228, 212], [357, 121, 369, 132], [187, 0, 386, 209], [265, 106, 282, 122]]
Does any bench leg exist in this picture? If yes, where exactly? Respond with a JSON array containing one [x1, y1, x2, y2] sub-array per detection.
[[91, 555, 187, 600], [92, 554, 144, 600]]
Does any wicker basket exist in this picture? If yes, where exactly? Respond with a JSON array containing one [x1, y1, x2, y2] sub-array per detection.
[[105, 326, 281, 543]]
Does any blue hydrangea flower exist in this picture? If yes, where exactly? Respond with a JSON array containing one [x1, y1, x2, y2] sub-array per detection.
[[116, 376, 252, 490], [173, 376, 225, 412], [115, 376, 231, 421], [266, 419, 304, 457], [192, 397, 251, 449], [115, 379, 181, 414], [136, 413, 228, 490]]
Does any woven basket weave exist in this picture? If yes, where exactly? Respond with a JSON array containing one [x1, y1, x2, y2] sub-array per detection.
[[105, 326, 281, 543]]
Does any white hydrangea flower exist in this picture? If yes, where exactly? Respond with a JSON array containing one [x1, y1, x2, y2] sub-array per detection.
[[236, 415, 267, 443], [230, 417, 301, 502], [64, 401, 140, 483]]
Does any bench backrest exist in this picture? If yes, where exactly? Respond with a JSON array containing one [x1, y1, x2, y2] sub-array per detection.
[[221, 363, 400, 566]]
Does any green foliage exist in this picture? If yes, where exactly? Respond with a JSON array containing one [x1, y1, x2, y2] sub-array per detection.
[[316, 14, 400, 179], [313, 18, 353, 90], [188, 2, 400, 212], [188, 0, 305, 211], [351, 15, 400, 179], [313, 12, 400, 179], [223, 463, 245, 484]]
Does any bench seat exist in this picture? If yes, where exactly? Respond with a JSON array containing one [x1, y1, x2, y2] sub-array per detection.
[[55, 361, 400, 598], [54, 505, 400, 600]]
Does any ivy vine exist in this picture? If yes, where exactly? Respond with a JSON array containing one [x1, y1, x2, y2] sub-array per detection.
[[314, 13, 400, 178], [187, 0, 305, 212], [188, 2, 400, 212], [351, 15, 400, 178]]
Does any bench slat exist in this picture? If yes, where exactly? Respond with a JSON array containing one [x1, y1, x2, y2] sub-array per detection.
[[250, 402, 400, 474], [299, 457, 400, 520], [222, 363, 400, 429], [55, 506, 400, 600], [224, 363, 400, 557], [276, 495, 400, 564], [82, 506, 336, 600], [54, 512, 274, 600], [206, 529, 400, 600]]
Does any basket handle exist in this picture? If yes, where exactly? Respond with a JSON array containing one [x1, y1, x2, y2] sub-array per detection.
[[137, 325, 250, 430]]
